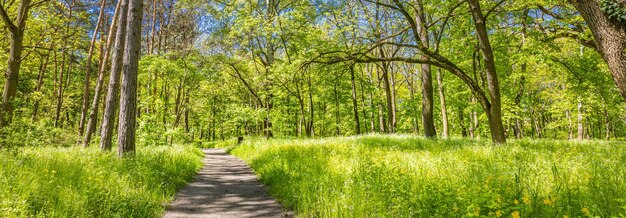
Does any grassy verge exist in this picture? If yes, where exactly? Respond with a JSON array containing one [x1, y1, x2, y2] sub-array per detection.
[[224, 135, 626, 217], [0, 145, 203, 217]]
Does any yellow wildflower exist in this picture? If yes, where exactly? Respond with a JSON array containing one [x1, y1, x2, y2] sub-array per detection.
[[511, 211, 521, 218], [581, 207, 590, 215], [495, 210, 502, 217], [543, 198, 555, 206], [514, 199, 520, 205], [523, 195, 531, 205], [563, 215, 569, 218]]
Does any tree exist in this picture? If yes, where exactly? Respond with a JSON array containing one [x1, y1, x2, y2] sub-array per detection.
[[117, 0, 144, 157], [101, 0, 130, 151], [0, 0, 33, 128], [568, 0, 626, 104]]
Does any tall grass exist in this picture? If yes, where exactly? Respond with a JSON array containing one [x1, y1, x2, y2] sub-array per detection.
[[224, 135, 626, 217], [0, 145, 203, 217]]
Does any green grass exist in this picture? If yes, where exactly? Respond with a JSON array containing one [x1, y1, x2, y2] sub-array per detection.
[[222, 135, 626, 217], [0, 145, 204, 217]]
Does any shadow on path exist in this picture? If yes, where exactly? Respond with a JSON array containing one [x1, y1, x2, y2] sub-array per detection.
[[164, 149, 293, 218]]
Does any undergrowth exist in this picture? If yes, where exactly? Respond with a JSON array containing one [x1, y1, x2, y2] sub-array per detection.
[[221, 135, 626, 217], [0, 145, 203, 217]]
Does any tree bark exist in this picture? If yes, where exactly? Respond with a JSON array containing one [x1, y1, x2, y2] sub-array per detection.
[[84, 0, 122, 147], [436, 68, 449, 138], [117, 0, 144, 157], [79, 0, 108, 139], [349, 65, 361, 135], [468, 0, 506, 143], [100, 0, 130, 151], [569, 0, 626, 103], [415, 0, 437, 138], [577, 98, 584, 141], [55, 1, 74, 128], [0, 0, 31, 128], [32, 53, 50, 122]]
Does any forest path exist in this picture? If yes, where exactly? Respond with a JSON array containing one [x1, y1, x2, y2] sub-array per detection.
[[164, 149, 293, 218]]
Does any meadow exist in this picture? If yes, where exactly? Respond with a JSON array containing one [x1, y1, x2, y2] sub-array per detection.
[[216, 135, 626, 217], [0, 145, 203, 217]]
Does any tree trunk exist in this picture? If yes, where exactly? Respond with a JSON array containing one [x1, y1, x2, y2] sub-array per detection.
[[566, 109, 573, 140], [381, 62, 395, 133], [415, 0, 436, 138], [79, 0, 108, 139], [349, 65, 361, 135], [468, 0, 506, 143], [0, 0, 31, 128], [117, 0, 144, 157], [577, 98, 584, 141], [32, 53, 50, 122], [436, 68, 448, 138], [569, 0, 626, 103], [84, 0, 122, 147], [100, 0, 130, 151]]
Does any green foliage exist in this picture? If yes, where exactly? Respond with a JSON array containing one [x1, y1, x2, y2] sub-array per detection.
[[229, 135, 626, 217], [0, 119, 77, 149], [601, 0, 626, 23], [0, 145, 203, 217]]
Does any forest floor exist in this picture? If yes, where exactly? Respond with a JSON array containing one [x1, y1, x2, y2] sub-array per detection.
[[164, 149, 293, 218]]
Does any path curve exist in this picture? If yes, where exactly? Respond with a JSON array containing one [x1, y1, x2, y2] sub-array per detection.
[[164, 149, 293, 218]]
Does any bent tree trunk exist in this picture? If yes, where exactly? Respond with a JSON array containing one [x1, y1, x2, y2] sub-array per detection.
[[101, 0, 130, 151], [569, 0, 626, 103], [117, 0, 144, 157], [0, 0, 32, 128]]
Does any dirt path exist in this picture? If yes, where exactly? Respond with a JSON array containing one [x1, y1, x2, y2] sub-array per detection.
[[164, 149, 293, 218]]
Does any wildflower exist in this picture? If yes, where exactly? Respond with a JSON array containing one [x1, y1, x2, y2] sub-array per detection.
[[523, 195, 531, 205], [511, 211, 521, 218], [514, 199, 520, 205], [581, 207, 590, 215], [495, 210, 502, 217], [563, 215, 569, 218], [543, 198, 555, 206]]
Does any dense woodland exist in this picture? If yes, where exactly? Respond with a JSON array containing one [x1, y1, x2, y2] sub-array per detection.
[[1, 0, 626, 151]]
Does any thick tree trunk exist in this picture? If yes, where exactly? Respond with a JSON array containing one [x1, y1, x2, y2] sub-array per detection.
[[100, 0, 130, 151], [349, 65, 361, 135], [569, 0, 626, 103], [0, 0, 31, 128], [84, 0, 122, 147], [468, 0, 506, 143], [436, 68, 448, 138], [415, 0, 436, 138], [79, 0, 108, 139], [117, 0, 144, 157]]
